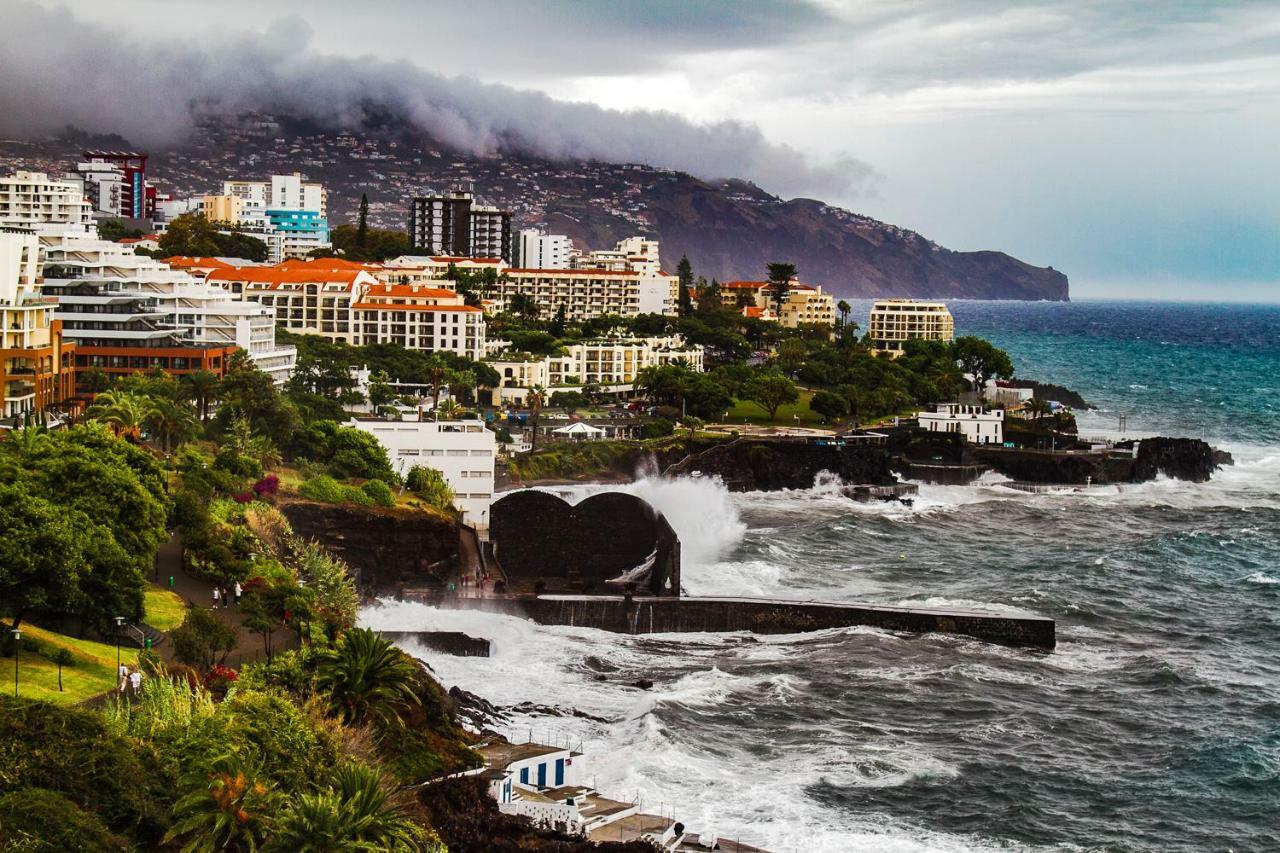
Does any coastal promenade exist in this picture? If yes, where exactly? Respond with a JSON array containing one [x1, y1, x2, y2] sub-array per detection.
[[410, 592, 1056, 649]]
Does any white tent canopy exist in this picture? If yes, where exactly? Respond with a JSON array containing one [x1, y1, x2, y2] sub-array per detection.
[[553, 421, 605, 437]]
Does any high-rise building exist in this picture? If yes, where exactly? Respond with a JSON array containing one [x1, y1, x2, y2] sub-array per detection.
[[407, 184, 512, 261], [81, 151, 148, 219], [0, 228, 76, 419], [517, 230, 574, 269], [868, 299, 955, 356], [0, 172, 94, 233], [215, 172, 331, 261]]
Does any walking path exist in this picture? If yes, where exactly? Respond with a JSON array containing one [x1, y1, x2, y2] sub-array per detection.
[[154, 534, 299, 667]]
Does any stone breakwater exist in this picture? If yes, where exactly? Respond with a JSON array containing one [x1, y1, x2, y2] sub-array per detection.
[[409, 593, 1057, 649]]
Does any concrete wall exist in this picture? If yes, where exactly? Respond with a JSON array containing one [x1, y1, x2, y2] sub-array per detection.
[[426, 594, 1056, 649]]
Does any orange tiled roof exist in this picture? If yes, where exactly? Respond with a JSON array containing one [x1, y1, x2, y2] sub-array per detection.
[[165, 256, 235, 269], [721, 280, 767, 289], [278, 257, 380, 271], [361, 283, 459, 300], [207, 267, 366, 285], [351, 303, 481, 313], [743, 306, 767, 318]]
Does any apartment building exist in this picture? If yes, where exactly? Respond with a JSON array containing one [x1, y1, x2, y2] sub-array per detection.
[[720, 279, 837, 328], [407, 184, 512, 262], [486, 335, 704, 405], [349, 416, 496, 526], [571, 235, 662, 275], [491, 268, 679, 320], [211, 172, 331, 260], [869, 299, 955, 356], [210, 260, 486, 360], [516, 230, 573, 269], [0, 172, 95, 233], [0, 228, 76, 419], [79, 151, 149, 219]]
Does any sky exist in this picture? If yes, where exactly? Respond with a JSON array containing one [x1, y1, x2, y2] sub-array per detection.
[[6, 0, 1280, 300]]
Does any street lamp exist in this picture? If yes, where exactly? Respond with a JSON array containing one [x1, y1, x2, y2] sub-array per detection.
[[114, 616, 125, 673], [11, 628, 20, 698]]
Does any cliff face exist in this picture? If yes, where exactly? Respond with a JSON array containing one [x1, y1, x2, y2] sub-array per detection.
[[279, 499, 459, 597], [666, 440, 896, 491], [1131, 437, 1229, 483]]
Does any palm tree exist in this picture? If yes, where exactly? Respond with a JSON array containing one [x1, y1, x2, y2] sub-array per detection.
[[226, 415, 282, 469], [270, 763, 430, 853], [423, 358, 449, 410], [526, 384, 547, 451], [837, 299, 851, 329], [435, 398, 463, 420], [317, 628, 421, 727], [447, 369, 476, 407], [148, 396, 200, 453], [164, 752, 279, 853], [1025, 397, 1051, 420], [182, 370, 221, 422], [6, 424, 51, 459], [87, 390, 158, 442]]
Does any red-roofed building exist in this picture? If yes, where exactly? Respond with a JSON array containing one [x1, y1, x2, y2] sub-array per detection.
[[719, 278, 835, 328]]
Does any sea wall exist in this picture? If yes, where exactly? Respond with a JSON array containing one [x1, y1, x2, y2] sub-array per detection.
[[280, 499, 460, 597], [423, 594, 1056, 649]]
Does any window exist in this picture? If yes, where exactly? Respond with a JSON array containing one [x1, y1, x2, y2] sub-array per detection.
[[397, 449, 420, 456]]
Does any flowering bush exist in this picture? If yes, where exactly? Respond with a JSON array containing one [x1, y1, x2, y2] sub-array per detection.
[[252, 475, 279, 497], [204, 664, 238, 696], [232, 491, 255, 504]]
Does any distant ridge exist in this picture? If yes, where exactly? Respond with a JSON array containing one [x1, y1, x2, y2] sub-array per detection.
[[1, 114, 1068, 301]]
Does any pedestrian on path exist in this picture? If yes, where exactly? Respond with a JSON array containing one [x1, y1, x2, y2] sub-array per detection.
[[234, 581, 242, 606], [212, 587, 221, 609], [117, 662, 128, 693], [129, 669, 142, 696]]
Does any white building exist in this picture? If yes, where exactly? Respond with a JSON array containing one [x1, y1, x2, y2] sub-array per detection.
[[0, 172, 95, 233], [869, 300, 955, 356], [348, 417, 496, 525], [73, 161, 125, 217], [571, 235, 662, 275], [517, 230, 574, 269], [211, 172, 331, 261], [485, 335, 703, 406], [918, 403, 1004, 445], [0, 227, 76, 418], [493, 268, 679, 320]]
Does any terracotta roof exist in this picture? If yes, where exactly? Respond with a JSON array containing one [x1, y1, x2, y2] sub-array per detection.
[[207, 267, 366, 285], [278, 257, 380, 271], [351, 303, 481, 313], [743, 306, 767, 318], [165, 256, 234, 269], [721, 280, 767, 289], [361, 283, 459, 300]]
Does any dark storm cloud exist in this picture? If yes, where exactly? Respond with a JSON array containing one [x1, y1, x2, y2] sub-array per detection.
[[0, 2, 872, 198]]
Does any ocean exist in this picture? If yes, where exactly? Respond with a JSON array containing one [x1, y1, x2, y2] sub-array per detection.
[[363, 300, 1280, 852]]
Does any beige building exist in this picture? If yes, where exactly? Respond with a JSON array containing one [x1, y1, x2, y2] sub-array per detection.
[[491, 268, 679, 320], [720, 279, 837, 328], [0, 172, 94, 233], [486, 335, 703, 405], [0, 228, 77, 418], [869, 299, 955, 356]]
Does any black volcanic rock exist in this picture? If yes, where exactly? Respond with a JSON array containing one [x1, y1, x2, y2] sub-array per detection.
[[1132, 437, 1224, 483], [665, 440, 896, 491]]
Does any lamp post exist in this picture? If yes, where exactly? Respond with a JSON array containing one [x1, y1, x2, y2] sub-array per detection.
[[11, 628, 20, 698], [114, 615, 125, 673]]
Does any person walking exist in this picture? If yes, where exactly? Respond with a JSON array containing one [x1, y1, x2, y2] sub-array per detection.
[[212, 587, 221, 609], [117, 662, 129, 693], [128, 668, 142, 696], [234, 581, 242, 606]]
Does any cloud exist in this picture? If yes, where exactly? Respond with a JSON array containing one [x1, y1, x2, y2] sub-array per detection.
[[0, 2, 873, 199]]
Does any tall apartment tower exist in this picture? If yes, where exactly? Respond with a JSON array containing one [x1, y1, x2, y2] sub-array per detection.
[[407, 183, 512, 261], [81, 151, 148, 218]]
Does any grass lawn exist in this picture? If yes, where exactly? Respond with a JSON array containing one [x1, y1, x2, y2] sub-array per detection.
[[8, 623, 140, 705], [144, 586, 188, 631], [724, 390, 826, 426]]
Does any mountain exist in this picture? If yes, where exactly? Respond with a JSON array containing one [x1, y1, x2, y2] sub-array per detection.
[[0, 114, 1068, 300]]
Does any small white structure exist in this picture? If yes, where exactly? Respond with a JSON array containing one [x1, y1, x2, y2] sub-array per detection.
[[552, 422, 605, 441], [985, 380, 1034, 406], [919, 403, 1004, 445], [348, 417, 496, 525]]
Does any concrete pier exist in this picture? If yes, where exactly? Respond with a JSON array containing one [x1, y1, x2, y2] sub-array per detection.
[[407, 593, 1056, 649]]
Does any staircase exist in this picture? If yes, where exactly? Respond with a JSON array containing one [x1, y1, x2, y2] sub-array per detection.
[[122, 622, 166, 650]]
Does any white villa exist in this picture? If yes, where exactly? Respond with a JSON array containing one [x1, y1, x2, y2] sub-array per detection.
[[918, 402, 1005, 445]]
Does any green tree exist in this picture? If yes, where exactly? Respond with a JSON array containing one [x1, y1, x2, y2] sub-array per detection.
[[0, 484, 92, 632], [317, 628, 421, 727], [526, 384, 547, 451], [170, 607, 237, 671], [367, 370, 397, 412], [677, 255, 694, 317], [356, 193, 369, 248], [742, 372, 799, 421], [147, 395, 200, 453], [80, 367, 113, 394], [810, 390, 849, 423], [87, 390, 158, 442], [508, 293, 539, 321], [405, 466, 455, 512], [182, 370, 221, 422], [165, 752, 280, 853], [766, 262, 797, 317], [953, 336, 1015, 400], [158, 213, 268, 262], [269, 762, 429, 853], [836, 299, 851, 329]]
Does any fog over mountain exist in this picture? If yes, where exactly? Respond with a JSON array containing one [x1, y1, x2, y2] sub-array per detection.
[[0, 2, 874, 201]]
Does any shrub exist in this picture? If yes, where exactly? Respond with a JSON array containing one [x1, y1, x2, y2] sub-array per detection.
[[405, 466, 454, 511], [642, 417, 675, 439], [361, 479, 396, 507], [252, 474, 279, 497], [170, 608, 237, 671], [298, 474, 346, 504], [0, 787, 130, 852]]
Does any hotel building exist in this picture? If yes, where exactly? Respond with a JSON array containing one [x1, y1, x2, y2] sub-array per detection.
[[720, 279, 837, 328], [0, 228, 76, 419], [869, 299, 955, 356], [516, 230, 574, 269], [490, 268, 679, 320], [202, 172, 331, 261]]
